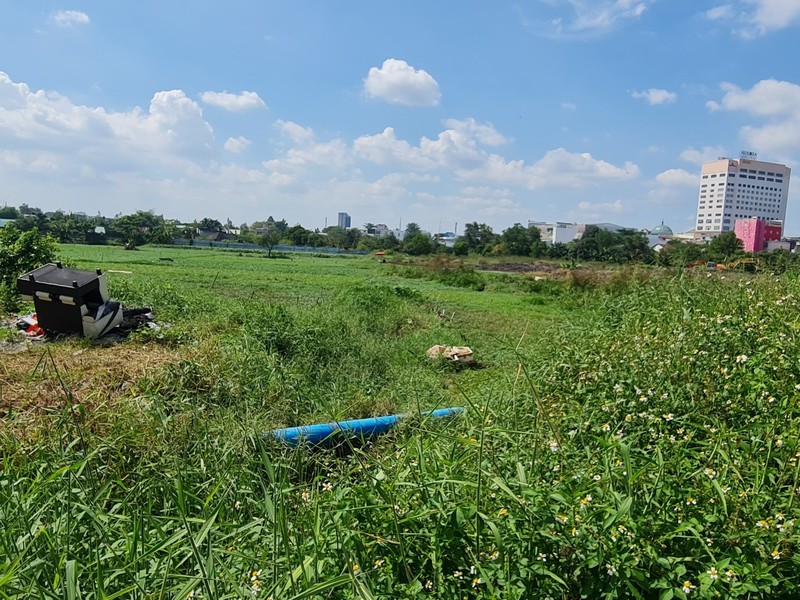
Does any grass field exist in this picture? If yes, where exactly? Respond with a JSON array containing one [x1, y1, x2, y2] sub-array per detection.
[[2, 245, 800, 598]]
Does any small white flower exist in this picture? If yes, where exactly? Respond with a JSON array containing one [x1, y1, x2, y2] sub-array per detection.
[[735, 354, 748, 364], [606, 564, 618, 576]]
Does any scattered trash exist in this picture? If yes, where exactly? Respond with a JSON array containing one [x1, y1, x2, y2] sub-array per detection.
[[267, 407, 465, 447], [426, 344, 476, 365], [16, 313, 45, 337]]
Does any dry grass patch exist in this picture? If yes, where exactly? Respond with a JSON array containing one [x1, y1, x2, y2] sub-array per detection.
[[0, 340, 185, 416]]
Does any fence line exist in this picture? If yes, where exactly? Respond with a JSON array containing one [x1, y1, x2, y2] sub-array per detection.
[[171, 239, 368, 255]]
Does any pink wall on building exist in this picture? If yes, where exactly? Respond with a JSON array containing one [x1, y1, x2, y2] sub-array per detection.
[[734, 218, 765, 253], [734, 218, 783, 252]]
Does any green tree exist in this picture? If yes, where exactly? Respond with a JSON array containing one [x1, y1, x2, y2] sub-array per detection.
[[501, 223, 541, 256], [460, 222, 497, 254], [259, 228, 281, 257], [284, 225, 311, 246], [0, 206, 17, 219], [0, 225, 58, 310], [706, 231, 744, 263], [111, 211, 164, 246], [404, 222, 421, 237], [198, 217, 222, 231], [402, 232, 434, 256]]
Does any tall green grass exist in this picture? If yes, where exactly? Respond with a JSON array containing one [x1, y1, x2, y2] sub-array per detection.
[[3, 248, 800, 598]]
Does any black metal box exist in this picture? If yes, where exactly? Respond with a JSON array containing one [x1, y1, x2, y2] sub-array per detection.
[[17, 262, 122, 337]]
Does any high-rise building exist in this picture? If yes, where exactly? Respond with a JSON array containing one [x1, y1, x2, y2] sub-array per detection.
[[338, 212, 351, 229], [694, 153, 791, 235]]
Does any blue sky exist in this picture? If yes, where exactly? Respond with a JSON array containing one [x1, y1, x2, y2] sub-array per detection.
[[2, 1, 800, 234]]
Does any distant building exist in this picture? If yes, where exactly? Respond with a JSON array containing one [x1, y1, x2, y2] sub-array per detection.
[[373, 224, 390, 237], [338, 212, 351, 229], [695, 153, 791, 235], [435, 232, 457, 248], [529, 221, 580, 244], [0, 218, 14, 228], [734, 217, 783, 252]]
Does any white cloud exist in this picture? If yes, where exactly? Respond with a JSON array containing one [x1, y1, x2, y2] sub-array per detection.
[[631, 88, 677, 105], [0, 72, 213, 159], [0, 71, 650, 233], [705, 5, 735, 20], [457, 148, 639, 189], [577, 199, 623, 213], [709, 79, 800, 155], [354, 119, 506, 170], [363, 59, 441, 106], [537, 0, 651, 36], [353, 127, 433, 169], [655, 168, 697, 186], [679, 145, 727, 165], [561, 102, 577, 110], [224, 136, 251, 153], [442, 118, 508, 146], [704, 0, 800, 37], [200, 91, 266, 112], [52, 10, 90, 27]]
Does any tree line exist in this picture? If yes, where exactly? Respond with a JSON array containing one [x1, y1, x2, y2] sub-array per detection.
[[4, 204, 799, 270]]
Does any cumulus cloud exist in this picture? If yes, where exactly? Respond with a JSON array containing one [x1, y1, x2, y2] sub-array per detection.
[[52, 10, 90, 27], [200, 91, 266, 112], [0, 72, 213, 159], [705, 5, 736, 20], [536, 0, 651, 36], [274, 120, 315, 144], [353, 127, 434, 169], [708, 79, 800, 155], [457, 148, 639, 189], [679, 145, 727, 165], [224, 136, 251, 153], [577, 199, 623, 213], [354, 119, 506, 170], [363, 59, 441, 106], [655, 168, 698, 186], [631, 88, 678, 105], [704, 0, 800, 37]]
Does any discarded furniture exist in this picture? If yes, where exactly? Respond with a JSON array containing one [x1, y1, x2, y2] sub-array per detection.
[[17, 263, 123, 338]]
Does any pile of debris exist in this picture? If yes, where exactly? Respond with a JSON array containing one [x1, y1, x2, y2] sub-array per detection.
[[426, 344, 475, 366], [12, 263, 163, 343]]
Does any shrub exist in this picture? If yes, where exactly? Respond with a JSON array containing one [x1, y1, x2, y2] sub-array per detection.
[[0, 225, 58, 311]]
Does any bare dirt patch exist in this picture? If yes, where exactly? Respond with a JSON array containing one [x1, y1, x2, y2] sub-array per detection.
[[475, 262, 563, 275]]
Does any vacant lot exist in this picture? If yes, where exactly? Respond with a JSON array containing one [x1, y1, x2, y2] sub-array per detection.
[[2, 245, 799, 598]]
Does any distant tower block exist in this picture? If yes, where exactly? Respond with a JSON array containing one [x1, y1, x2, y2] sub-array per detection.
[[337, 212, 351, 229], [694, 154, 790, 236]]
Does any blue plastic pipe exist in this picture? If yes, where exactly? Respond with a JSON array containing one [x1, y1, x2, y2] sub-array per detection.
[[267, 407, 465, 446]]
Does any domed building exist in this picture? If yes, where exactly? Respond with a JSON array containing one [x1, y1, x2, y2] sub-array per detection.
[[650, 221, 674, 238]]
